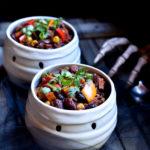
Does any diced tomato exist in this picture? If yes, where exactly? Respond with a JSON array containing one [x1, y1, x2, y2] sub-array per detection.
[[15, 31, 23, 38], [19, 34, 26, 43], [49, 72, 55, 77], [26, 19, 35, 25], [53, 84, 61, 88], [42, 76, 53, 84], [80, 78, 85, 84], [56, 27, 66, 42], [43, 84, 51, 88]]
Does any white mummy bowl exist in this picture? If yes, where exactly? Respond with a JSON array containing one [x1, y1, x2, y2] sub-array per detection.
[[25, 63, 117, 150], [3, 16, 81, 88]]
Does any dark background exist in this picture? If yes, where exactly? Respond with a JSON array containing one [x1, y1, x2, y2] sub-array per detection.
[[0, 1, 150, 46]]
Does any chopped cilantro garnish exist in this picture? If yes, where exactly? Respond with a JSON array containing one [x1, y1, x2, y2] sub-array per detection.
[[47, 83, 61, 92], [49, 79, 57, 85], [86, 79, 92, 85], [44, 73, 49, 76], [68, 87, 79, 97], [73, 78, 80, 87], [39, 19, 47, 24], [61, 78, 72, 87], [22, 25, 35, 39], [61, 70, 72, 78], [53, 17, 63, 29], [54, 73, 60, 77], [53, 87, 62, 92], [85, 73, 93, 80], [76, 66, 87, 75], [58, 75, 72, 87]]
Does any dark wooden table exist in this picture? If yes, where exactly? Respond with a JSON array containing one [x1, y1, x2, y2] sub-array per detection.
[[0, 18, 150, 150]]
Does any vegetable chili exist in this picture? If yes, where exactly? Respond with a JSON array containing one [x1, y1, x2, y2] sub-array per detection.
[[11, 18, 73, 49], [35, 65, 110, 110]]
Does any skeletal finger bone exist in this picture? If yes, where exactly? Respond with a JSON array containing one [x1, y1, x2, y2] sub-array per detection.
[[109, 44, 138, 77], [127, 54, 148, 85], [94, 37, 129, 64]]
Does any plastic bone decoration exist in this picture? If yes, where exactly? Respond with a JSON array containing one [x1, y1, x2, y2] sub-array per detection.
[[94, 37, 149, 85]]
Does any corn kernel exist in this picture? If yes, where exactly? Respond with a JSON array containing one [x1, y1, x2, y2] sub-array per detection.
[[101, 97, 105, 102], [27, 36, 32, 42], [48, 20, 54, 27], [31, 40, 38, 47], [77, 103, 85, 110], [53, 36, 60, 43], [45, 101, 50, 105]]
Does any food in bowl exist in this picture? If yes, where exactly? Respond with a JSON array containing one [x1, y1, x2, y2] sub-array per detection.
[[25, 64, 117, 150], [11, 17, 73, 49], [35, 65, 110, 110], [4, 16, 80, 87]]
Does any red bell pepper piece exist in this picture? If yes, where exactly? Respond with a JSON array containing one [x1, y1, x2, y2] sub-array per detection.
[[56, 27, 66, 42], [26, 19, 35, 25], [19, 34, 26, 43], [53, 84, 61, 88], [15, 31, 23, 38], [43, 84, 51, 88], [42, 76, 53, 84]]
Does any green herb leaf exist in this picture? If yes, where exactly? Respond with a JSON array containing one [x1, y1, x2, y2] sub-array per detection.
[[53, 17, 63, 29], [22, 28, 27, 33], [86, 79, 92, 85], [53, 87, 61, 92], [73, 78, 80, 87], [61, 79, 72, 87], [39, 19, 47, 24], [85, 73, 93, 80], [61, 70, 72, 78], [27, 25, 34, 31], [76, 66, 87, 75], [26, 31, 32, 36], [49, 79, 57, 85], [47, 83, 61, 92], [46, 19, 50, 24], [44, 73, 49, 76], [68, 87, 79, 97], [39, 32, 49, 40], [54, 73, 60, 77]]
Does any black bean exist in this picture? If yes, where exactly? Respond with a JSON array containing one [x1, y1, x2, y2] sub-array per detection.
[[57, 94, 64, 100], [37, 41, 45, 49], [96, 87, 100, 94], [32, 31, 38, 39], [54, 91, 64, 100], [54, 91, 59, 95], [53, 99, 63, 109], [11, 33, 17, 41], [76, 92, 87, 103], [80, 83, 85, 91], [64, 98, 77, 110], [89, 104, 96, 108], [44, 43, 52, 49]]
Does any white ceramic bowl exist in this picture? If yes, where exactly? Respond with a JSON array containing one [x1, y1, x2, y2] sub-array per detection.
[[3, 16, 81, 87], [25, 63, 117, 150]]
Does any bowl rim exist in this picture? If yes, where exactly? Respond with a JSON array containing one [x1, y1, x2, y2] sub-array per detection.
[[31, 63, 116, 114], [6, 16, 78, 53]]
